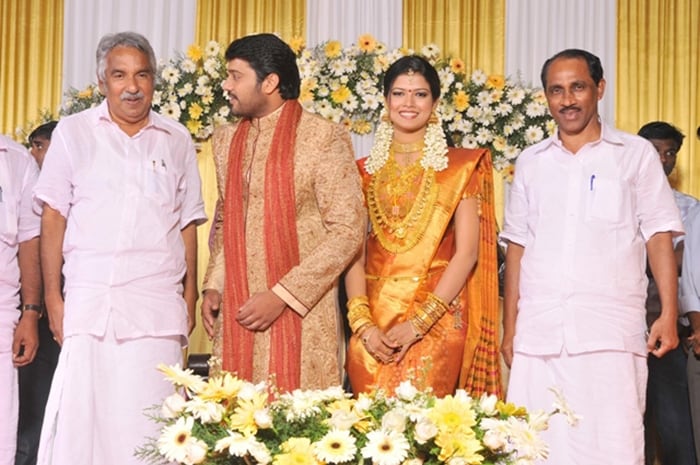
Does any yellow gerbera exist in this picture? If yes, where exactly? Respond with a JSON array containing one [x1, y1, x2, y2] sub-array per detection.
[[486, 74, 506, 90], [197, 372, 244, 402], [228, 391, 268, 436], [428, 395, 477, 433], [186, 120, 202, 135], [449, 58, 466, 75], [274, 438, 320, 465], [324, 40, 342, 58], [496, 399, 528, 417], [77, 87, 94, 99], [353, 119, 372, 135], [358, 34, 377, 53]]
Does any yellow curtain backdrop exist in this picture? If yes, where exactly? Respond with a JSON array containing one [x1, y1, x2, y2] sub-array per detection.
[[195, 0, 305, 46], [617, 0, 700, 198], [0, 0, 63, 137], [189, 0, 306, 353], [402, 0, 507, 225]]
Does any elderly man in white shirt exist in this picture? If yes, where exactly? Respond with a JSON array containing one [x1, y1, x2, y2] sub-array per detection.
[[0, 135, 41, 465], [34, 32, 206, 465]]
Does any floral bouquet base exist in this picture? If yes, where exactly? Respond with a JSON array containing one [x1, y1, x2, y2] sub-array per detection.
[[139, 364, 578, 465]]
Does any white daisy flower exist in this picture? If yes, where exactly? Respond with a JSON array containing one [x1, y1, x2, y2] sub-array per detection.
[[525, 125, 545, 144], [313, 429, 357, 464], [361, 429, 410, 465], [157, 416, 194, 463]]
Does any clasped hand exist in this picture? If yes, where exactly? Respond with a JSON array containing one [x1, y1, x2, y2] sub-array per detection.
[[361, 321, 422, 364]]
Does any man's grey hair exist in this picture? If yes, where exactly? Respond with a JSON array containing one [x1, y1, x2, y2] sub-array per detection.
[[96, 31, 156, 81]]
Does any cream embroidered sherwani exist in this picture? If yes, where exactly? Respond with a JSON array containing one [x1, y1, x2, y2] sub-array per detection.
[[203, 105, 365, 389]]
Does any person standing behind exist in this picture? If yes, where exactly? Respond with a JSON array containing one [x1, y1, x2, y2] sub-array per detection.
[[34, 32, 206, 465], [638, 121, 697, 465], [0, 135, 41, 465], [15, 121, 60, 465], [500, 49, 682, 464], [344, 56, 501, 398], [683, 126, 700, 465], [201, 33, 365, 392]]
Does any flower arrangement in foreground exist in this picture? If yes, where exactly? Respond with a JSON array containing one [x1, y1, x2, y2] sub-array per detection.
[[138, 364, 580, 465], [19, 35, 554, 175]]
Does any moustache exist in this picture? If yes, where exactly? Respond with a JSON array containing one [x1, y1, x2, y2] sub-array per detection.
[[559, 105, 580, 113], [120, 91, 145, 101]]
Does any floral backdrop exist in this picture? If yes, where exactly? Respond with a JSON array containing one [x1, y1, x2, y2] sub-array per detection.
[[15, 35, 554, 178]]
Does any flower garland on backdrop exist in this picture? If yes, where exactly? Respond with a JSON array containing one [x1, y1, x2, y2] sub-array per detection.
[[15, 35, 554, 178], [137, 363, 579, 465]]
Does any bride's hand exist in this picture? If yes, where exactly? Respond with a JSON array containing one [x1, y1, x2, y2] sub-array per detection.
[[385, 321, 423, 363], [359, 326, 400, 364]]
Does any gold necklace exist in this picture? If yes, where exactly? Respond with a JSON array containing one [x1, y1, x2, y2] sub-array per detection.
[[392, 140, 424, 154], [367, 151, 438, 253]]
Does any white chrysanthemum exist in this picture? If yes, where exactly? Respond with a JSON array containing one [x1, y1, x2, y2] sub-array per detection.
[[205, 40, 220, 57], [313, 429, 357, 464], [361, 429, 410, 465], [478, 393, 498, 416], [525, 101, 547, 117], [249, 440, 272, 465], [525, 125, 545, 144], [158, 364, 207, 392], [507, 87, 526, 105], [186, 438, 208, 464], [203, 58, 220, 78], [476, 90, 494, 107], [161, 66, 180, 85], [185, 396, 226, 423], [420, 43, 441, 62], [475, 127, 493, 145], [254, 408, 273, 429], [157, 416, 195, 463], [438, 68, 455, 89], [395, 380, 418, 401], [177, 82, 194, 97], [495, 102, 513, 116], [504, 145, 521, 160], [196, 75, 210, 87], [549, 386, 582, 427], [381, 408, 407, 434], [180, 58, 197, 73], [506, 417, 550, 461], [214, 430, 256, 457], [470, 69, 487, 85], [280, 389, 323, 421], [161, 392, 187, 418], [413, 417, 438, 444]]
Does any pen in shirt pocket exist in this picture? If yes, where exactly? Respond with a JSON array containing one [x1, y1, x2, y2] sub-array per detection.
[[589, 174, 596, 191]]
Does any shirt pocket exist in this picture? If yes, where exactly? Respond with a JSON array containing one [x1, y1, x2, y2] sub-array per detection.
[[0, 191, 19, 246], [143, 158, 177, 207], [586, 176, 623, 222]]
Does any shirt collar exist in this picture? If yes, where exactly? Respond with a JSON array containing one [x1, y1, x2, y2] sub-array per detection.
[[95, 100, 171, 135], [534, 119, 624, 155]]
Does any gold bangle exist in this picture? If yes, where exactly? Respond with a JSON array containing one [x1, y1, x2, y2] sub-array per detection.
[[410, 292, 449, 335], [347, 295, 373, 334]]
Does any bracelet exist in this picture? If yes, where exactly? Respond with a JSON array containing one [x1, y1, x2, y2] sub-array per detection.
[[19, 303, 44, 317], [347, 295, 374, 334], [410, 292, 449, 335]]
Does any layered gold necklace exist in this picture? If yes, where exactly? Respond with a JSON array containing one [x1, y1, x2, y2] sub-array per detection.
[[367, 146, 438, 254]]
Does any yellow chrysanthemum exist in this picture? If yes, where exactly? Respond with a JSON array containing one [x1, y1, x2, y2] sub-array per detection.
[[496, 400, 528, 417], [358, 34, 377, 52], [186, 44, 203, 62], [486, 74, 506, 90], [275, 437, 320, 465], [77, 87, 93, 99], [186, 119, 202, 134], [288, 36, 306, 55], [188, 102, 204, 120], [331, 86, 351, 104], [353, 119, 372, 135], [228, 391, 268, 436], [158, 364, 207, 392], [197, 372, 244, 402], [299, 88, 313, 103], [449, 58, 466, 75], [493, 136, 506, 152], [435, 430, 483, 463], [324, 40, 342, 58], [453, 90, 470, 112], [429, 395, 477, 433]]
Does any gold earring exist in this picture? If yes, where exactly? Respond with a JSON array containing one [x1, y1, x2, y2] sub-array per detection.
[[428, 111, 438, 125]]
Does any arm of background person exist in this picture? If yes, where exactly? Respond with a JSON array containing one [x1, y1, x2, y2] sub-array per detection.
[[647, 231, 680, 357]]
